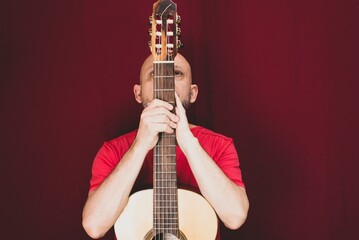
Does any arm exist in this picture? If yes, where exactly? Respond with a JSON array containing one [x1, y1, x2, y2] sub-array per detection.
[[82, 100, 179, 239], [175, 94, 249, 229]]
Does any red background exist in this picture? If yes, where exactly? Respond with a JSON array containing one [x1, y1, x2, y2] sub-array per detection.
[[1, 0, 358, 239]]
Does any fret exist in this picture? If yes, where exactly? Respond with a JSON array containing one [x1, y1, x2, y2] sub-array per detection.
[[154, 193, 178, 196], [153, 222, 179, 225], [157, 171, 177, 174], [154, 89, 175, 92], [154, 179, 177, 181], [153, 220, 178, 226], [154, 192, 177, 196], [155, 206, 179, 209], [153, 211, 178, 214], [154, 154, 176, 157], [154, 191, 178, 193], [154, 172, 177, 174], [154, 162, 176, 165], [155, 144, 176, 147], [154, 195, 178, 198], [153, 215, 178, 218], [153, 61, 175, 64], [154, 176, 177, 179], [155, 185, 177, 188], [153, 228, 179, 231], [154, 186, 178, 188], [155, 222, 178, 224], [153, 218, 178, 221], [154, 198, 178, 200], [155, 180, 177, 183], [154, 221, 178, 224], [156, 211, 178, 216], [154, 210, 178, 213], [159, 135, 176, 138], [154, 76, 175, 78], [154, 194, 178, 197], [154, 200, 178, 203], [154, 218, 178, 220], [154, 179, 176, 182], [153, 221, 178, 223]]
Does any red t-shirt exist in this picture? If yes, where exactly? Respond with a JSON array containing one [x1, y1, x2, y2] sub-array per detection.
[[89, 126, 245, 239]]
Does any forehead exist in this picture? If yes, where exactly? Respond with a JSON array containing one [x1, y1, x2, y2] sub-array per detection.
[[141, 54, 191, 74]]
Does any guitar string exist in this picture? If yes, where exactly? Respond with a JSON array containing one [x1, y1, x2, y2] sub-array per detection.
[[154, 53, 157, 240], [167, 18, 170, 239], [154, 14, 179, 239], [168, 17, 177, 238]]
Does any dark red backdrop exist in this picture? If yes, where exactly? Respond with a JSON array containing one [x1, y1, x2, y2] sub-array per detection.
[[1, 0, 358, 239]]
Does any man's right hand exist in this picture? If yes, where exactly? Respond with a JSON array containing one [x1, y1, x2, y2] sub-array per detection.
[[134, 99, 179, 151]]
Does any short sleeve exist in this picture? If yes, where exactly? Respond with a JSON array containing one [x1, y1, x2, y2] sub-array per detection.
[[215, 139, 245, 188], [89, 142, 119, 193]]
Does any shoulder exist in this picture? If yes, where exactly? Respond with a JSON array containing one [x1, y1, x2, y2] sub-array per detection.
[[191, 126, 233, 142], [191, 126, 236, 157], [106, 129, 138, 148], [97, 129, 138, 159]]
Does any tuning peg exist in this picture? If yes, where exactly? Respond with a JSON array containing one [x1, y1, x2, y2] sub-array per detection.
[[148, 41, 152, 51], [177, 27, 181, 36], [177, 40, 183, 49], [148, 16, 153, 26], [148, 28, 152, 36], [176, 15, 181, 25]]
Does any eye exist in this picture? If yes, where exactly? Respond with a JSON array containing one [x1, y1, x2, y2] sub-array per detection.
[[175, 70, 183, 77]]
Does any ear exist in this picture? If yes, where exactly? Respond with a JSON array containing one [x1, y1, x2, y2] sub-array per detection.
[[189, 84, 198, 103], [133, 84, 142, 104]]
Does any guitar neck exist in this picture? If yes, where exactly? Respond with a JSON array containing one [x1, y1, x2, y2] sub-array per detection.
[[153, 61, 176, 104], [153, 60, 179, 236]]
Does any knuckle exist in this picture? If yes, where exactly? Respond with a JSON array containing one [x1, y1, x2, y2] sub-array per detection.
[[153, 99, 161, 105]]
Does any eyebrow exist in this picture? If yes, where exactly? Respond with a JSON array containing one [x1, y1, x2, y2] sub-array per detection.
[[174, 65, 184, 71]]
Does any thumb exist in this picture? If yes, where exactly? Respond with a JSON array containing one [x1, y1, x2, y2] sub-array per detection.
[[175, 92, 184, 115], [175, 92, 185, 116]]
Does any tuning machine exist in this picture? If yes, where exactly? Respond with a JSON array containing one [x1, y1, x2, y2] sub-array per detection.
[[176, 15, 181, 25], [148, 16, 153, 26], [177, 40, 183, 50]]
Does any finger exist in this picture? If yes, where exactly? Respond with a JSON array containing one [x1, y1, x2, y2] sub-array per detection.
[[153, 123, 175, 134], [142, 106, 179, 123], [145, 99, 173, 111], [148, 115, 178, 129], [175, 92, 185, 116]]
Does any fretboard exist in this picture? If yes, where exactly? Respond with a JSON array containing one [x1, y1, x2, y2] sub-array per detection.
[[153, 61, 179, 237]]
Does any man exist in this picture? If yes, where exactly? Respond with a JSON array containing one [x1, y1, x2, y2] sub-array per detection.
[[82, 54, 249, 239]]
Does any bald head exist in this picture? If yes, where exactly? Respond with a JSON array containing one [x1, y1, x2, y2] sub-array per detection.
[[134, 53, 198, 109]]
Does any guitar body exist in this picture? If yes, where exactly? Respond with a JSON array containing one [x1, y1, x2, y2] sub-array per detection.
[[114, 189, 218, 239]]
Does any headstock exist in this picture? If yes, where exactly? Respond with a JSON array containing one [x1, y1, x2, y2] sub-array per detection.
[[148, 0, 182, 61]]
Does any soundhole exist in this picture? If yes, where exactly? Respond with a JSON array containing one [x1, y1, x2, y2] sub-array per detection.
[[151, 233, 178, 240], [144, 230, 187, 240]]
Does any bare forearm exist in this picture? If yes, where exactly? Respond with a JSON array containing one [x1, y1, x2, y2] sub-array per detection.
[[82, 142, 147, 238], [181, 134, 249, 229], [82, 100, 178, 238]]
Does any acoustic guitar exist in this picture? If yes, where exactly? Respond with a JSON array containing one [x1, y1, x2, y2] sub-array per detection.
[[114, 1, 218, 239]]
